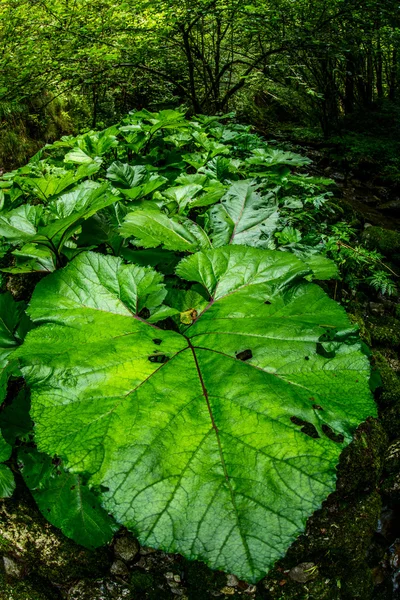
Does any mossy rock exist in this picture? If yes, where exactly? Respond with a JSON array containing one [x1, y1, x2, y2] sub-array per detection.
[[67, 578, 134, 600], [362, 226, 400, 259], [368, 317, 400, 348], [0, 487, 110, 586], [336, 419, 388, 495], [0, 571, 59, 600], [374, 352, 400, 407], [301, 492, 381, 566], [130, 570, 174, 599], [349, 311, 372, 345], [261, 568, 341, 599], [381, 472, 400, 503], [340, 563, 373, 600]]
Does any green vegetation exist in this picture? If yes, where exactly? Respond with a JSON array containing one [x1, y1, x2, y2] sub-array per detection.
[[0, 0, 400, 594], [0, 111, 378, 582]]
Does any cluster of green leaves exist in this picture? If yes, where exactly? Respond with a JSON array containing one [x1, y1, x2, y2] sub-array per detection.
[[274, 217, 398, 298], [0, 110, 377, 582]]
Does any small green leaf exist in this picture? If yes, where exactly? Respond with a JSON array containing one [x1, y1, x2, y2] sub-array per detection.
[[0, 388, 33, 445], [0, 464, 15, 498], [19, 448, 117, 548]]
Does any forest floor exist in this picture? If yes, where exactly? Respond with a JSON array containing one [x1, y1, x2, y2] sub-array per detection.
[[1, 147, 400, 600]]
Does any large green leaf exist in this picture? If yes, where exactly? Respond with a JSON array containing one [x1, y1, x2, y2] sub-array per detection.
[[37, 183, 118, 251], [0, 292, 31, 402], [2, 243, 57, 274], [0, 205, 43, 244], [0, 463, 15, 498], [17, 248, 375, 581], [19, 448, 118, 548], [106, 162, 147, 189], [207, 181, 279, 247], [106, 162, 167, 200], [246, 148, 311, 169], [14, 162, 101, 201], [120, 209, 211, 252]]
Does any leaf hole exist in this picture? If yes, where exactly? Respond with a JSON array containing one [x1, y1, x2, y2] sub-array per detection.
[[304, 356, 310, 361], [290, 416, 320, 439], [153, 339, 163, 345], [264, 300, 272, 305], [322, 424, 344, 444], [148, 354, 169, 364], [235, 349, 253, 361]]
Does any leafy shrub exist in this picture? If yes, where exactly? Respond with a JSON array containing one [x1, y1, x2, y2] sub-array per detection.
[[0, 109, 377, 582]]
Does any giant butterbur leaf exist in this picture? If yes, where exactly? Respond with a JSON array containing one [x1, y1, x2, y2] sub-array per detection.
[[0, 205, 43, 245], [207, 180, 279, 247], [120, 209, 211, 252], [17, 249, 376, 581]]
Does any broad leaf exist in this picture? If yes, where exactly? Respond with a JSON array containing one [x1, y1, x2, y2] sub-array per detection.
[[0, 205, 43, 244], [17, 248, 375, 581], [199, 156, 241, 182], [247, 148, 311, 169], [0, 388, 33, 445], [207, 181, 279, 247], [15, 162, 100, 200], [162, 184, 203, 212], [37, 183, 118, 251], [106, 162, 147, 189], [0, 292, 31, 403], [120, 209, 211, 252], [106, 162, 167, 201], [19, 448, 118, 548], [0, 403, 15, 499], [0, 463, 15, 498], [2, 243, 56, 274]]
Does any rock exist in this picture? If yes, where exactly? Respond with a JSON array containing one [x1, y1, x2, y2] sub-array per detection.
[[379, 199, 400, 215], [0, 571, 55, 599], [362, 226, 400, 256], [381, 472, 400, 503], [374, 352, 400, 407], [336, 419, 388, 494], [226, 574, 239, 587], [139, 546, 156, 555], [288, 562, 318, 583], [220, 586, 235, 595], [369, 302, 386, 318], [305, 492, 382, 566], [0, 491, 109, 585], [369, 317, 400, 347], [114, 534, 139, 563], [384, 440, 400, 473], [3, 556, 24, 579], [377, 507, 399, 540], [68, 578, 133, 600], [110, 560, 130, 579]]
